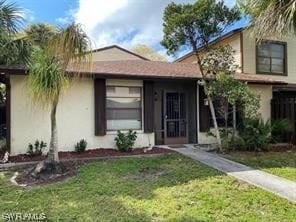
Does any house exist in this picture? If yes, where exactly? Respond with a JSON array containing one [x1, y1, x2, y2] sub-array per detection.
[[177, 27, 296, 141], [0, 39, 286, 155]]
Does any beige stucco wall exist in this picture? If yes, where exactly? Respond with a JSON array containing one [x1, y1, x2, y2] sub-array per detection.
[[180, 33, 242, 72], [92, 47, 143, 61], [248, 84, 273, 122], [198, 83, 273, 144], [10, 75, 154, 155], [242, 29, 296, 83]]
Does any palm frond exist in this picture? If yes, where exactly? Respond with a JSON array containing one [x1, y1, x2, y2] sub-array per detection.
[[0, 34, 31, 65], [27, 49, 68, 107], [48, 23, 93, 76], [27, 23, 93, 107], [0, 0, 23, 34], [241, 0, 296, 38], [24, 23, 57, 48]]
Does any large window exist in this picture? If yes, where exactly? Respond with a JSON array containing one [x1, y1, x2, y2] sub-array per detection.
[[256, 41, 286, 75], [106, 86, 142, 130]]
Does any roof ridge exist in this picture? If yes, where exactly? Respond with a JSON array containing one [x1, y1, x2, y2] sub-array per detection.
[[174, 27, 245, 62], [89, 44, 150, 61]]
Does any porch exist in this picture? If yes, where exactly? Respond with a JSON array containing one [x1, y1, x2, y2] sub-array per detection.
[[152, 80, 197, 145]]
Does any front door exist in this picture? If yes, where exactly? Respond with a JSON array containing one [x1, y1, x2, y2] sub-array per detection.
[[164, 92, 188, 144]]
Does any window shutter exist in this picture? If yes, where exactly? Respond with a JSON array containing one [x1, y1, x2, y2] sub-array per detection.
[[94, 78, 106, 136], [143, 81, 154, 133], [199, 86, 210, 132]]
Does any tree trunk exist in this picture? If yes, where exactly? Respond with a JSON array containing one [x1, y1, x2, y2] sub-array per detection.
[[203, 86, 221, 146], [192, 50, 221, 148], [224, 103, 229, 151], [31, 96, 60, 178], [232, 104, 237, 139], [47, 96, 59, 163]]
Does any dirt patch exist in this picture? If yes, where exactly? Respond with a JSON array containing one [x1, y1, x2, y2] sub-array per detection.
[[125, 166, 172, 180], [3, 147, 174, 163], [15, 160, 87, 187]]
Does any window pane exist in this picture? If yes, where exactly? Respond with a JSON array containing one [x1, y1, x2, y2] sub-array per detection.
[[107, 108, 141, 120], [129, 87, 141, 94], [271, 58, 284, 73], [257, 43, 270, 57], [107, 98, 141, 108], [271, 43, 284, 58], [258, 57, 271, 72], [107, 120, 141, 130], [107, 86, 141, 97], [106, 86, 142, 130], [106, 86, 115, 93]]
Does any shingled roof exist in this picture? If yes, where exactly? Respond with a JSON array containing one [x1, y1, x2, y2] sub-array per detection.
[[67, 60, 286, 84], [0, 60, 286, 85]]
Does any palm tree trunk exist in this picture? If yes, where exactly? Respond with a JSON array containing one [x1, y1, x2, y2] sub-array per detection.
[[47, 96, 59, 163]]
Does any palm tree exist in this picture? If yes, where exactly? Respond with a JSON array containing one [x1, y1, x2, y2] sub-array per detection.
[[239, 0, 296, 38], [27, 23, 92, 173], [0, 0, 31, 65], [24, 23, 57, 48], [0, 0, 22, 33]]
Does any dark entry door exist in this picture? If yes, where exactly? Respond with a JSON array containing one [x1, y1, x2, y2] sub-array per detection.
[[164, 92, 188, 144]]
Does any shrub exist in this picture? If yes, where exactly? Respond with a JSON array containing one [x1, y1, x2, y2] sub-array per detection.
[[238, 118, 272, 151], [237, 118, 292, 152], [229, 136, 246, 151], [221, 132, 246, 152], [0, 138, 6, 152], [271, 119, 292, 143], [27, 140, 46, 156], [75, 139, 87, 153], [115, 130, 137, 152]]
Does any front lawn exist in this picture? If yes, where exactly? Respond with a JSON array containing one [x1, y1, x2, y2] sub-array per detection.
[[225, 151, 296, 182], [0, 154, 295, 221]]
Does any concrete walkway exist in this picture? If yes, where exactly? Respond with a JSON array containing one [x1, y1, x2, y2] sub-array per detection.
[[167, 145, 296, 203]]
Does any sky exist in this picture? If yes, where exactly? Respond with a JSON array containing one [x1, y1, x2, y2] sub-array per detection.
[[14, 0, 248, 60]]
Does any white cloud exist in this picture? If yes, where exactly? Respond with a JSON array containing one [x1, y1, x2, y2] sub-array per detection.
[[58, 1, 192, 49], [73, 0, 128, 35], [58, 0, 238, 59], [23, 8, 35, 23]]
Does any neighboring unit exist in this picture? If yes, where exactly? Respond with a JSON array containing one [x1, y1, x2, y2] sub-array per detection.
[[177, 28, 296, 142]]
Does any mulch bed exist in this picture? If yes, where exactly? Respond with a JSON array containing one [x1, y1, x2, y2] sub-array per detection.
[[268, 144, 296, 152], [168, 144, 187, 148], [3, 147, 174, 163]]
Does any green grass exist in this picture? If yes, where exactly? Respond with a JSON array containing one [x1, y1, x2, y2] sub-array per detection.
[[0, 154, 295, 221], [225, 151, 296, 182]]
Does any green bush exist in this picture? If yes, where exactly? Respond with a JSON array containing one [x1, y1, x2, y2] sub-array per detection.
[[271, 119, 292, 143], [75, 139, 87, 153], [115, 130, 137, 152], [238, 118, 271, 151], [221, 133, 246, 152], [0, 138, 6, 152], [27, 140, 46, 156], [237, 118, 291, 151]]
